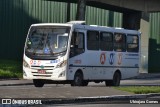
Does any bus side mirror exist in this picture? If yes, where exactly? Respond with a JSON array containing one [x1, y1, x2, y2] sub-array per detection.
[[27, 41, 32, 49]]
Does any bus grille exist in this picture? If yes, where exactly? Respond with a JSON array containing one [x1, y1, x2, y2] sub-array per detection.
[[31, 66, 54, 77], [31, 71, 52, 77], [31, 66, 54, 69], [33, 75, 52, 77]]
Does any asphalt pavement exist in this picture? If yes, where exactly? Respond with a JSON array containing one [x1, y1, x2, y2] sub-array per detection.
[[0, 73, 160, 86], [0, 73, 160, 105]]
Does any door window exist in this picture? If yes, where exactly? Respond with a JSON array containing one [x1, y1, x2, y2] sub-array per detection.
[[70, 31, 85, 57]]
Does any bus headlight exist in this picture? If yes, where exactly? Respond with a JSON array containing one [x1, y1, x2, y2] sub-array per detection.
[[23, 60, 30, 68], [56, 60, 67, 68]]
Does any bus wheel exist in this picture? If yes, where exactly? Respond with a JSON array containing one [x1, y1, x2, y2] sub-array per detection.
[[105, 72, 121, 86], [113, 72, 121, 86], [82, 81, 89, 86], [33, 79, 44, 87], [105, 80, 113, 86], [71, 72, 83, 86]]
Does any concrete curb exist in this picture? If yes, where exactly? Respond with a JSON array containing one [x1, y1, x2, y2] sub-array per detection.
[[40, 93, 160, 104], [0, 93, 160, 105], [129, 73, 160, 79], [0, 83, 33, 86], [0, 80, 160, 104], [78, 93, 160, 99]]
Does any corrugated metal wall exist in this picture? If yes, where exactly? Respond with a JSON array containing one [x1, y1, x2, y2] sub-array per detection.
[[0, 0, 122, 60], [149, 12, 160, 73], [70, 3, 122, 27], [0, 0, 160, 73], [0, 0, 67, 60]]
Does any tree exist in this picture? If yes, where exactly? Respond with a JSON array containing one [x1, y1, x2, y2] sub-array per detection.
[[76, 0, 87, 20]]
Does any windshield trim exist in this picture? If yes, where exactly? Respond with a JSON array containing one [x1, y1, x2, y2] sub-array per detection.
[[25, 51, 66, 60]]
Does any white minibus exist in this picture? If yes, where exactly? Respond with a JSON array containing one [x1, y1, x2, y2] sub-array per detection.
[[23, 21, 140, 87]]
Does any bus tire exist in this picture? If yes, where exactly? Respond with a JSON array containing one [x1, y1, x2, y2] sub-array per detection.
[[105, 80, 113, 86], [112, 72, 121, 86], [82, 81, 89, 86], [105, 72, 121, 86], [71, 72, 83, 86], [33, 79, 44, 87]]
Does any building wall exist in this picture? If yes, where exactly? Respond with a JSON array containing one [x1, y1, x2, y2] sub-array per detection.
[[0, 0, 160, 73], [148, 12, 160, 73], [0, 0, 67, 60], [0, 0, 122, 60], [70, 3, 122, 27]]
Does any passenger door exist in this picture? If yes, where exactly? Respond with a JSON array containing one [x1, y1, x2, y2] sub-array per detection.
[[68, 29, 90, 80], [70, 30, 85, 58]]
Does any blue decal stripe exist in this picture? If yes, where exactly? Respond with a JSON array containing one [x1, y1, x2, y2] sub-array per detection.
[[125, 58, 139, 59], [69, 65, 139, 68]]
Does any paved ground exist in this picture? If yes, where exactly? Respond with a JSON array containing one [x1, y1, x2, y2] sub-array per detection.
[[0, 85, 133, 98], [35, 104, 160, 107], [0, 73, 160, 99], [0, 73, 160, 106], [0, 73, 160, 86]]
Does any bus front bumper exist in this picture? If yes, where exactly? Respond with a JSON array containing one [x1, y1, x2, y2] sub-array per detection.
[[23, 67, 67, 81]]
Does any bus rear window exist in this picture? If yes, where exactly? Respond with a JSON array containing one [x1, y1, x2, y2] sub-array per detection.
[[127, 35, 139, 52]]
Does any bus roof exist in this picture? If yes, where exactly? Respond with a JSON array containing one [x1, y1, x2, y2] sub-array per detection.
[[31, 23, 72, 27], [30, 21, 141, 35]]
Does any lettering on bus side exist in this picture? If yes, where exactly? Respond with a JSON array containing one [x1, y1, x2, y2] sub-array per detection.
[[74, 60, 81, 64], [50, 59, 60, 64]]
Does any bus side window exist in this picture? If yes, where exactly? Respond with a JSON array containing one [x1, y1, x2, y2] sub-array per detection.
[[114, 33, 126, 52], [100, 32, 113, 51], [70, 32, 85, 58], [87, 31, 99, 50], [127, 35, 139, 52]]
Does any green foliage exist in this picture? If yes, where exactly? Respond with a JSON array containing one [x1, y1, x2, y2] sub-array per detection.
[[0, 60, 22, 79], [115, 86, 160, 94]]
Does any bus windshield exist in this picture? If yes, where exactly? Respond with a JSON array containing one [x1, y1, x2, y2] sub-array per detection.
[[25, 26, 70, 57]]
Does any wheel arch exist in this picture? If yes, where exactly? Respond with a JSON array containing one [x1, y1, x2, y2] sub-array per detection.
[[75, 69, 84, 78], [71, 69, 84, 86]]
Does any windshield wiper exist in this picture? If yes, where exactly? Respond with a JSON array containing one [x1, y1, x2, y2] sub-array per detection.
[[46, 34, 55, 55], [32, 34, 45, 55], [53, 50, 66, 55]]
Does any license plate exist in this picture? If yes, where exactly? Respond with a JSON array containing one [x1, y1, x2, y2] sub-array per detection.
[[38, 69, 46, 74]]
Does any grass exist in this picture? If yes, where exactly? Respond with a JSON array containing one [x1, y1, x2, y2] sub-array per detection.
[[115, 86, 160, 94], [0, 60, 22, 79]]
